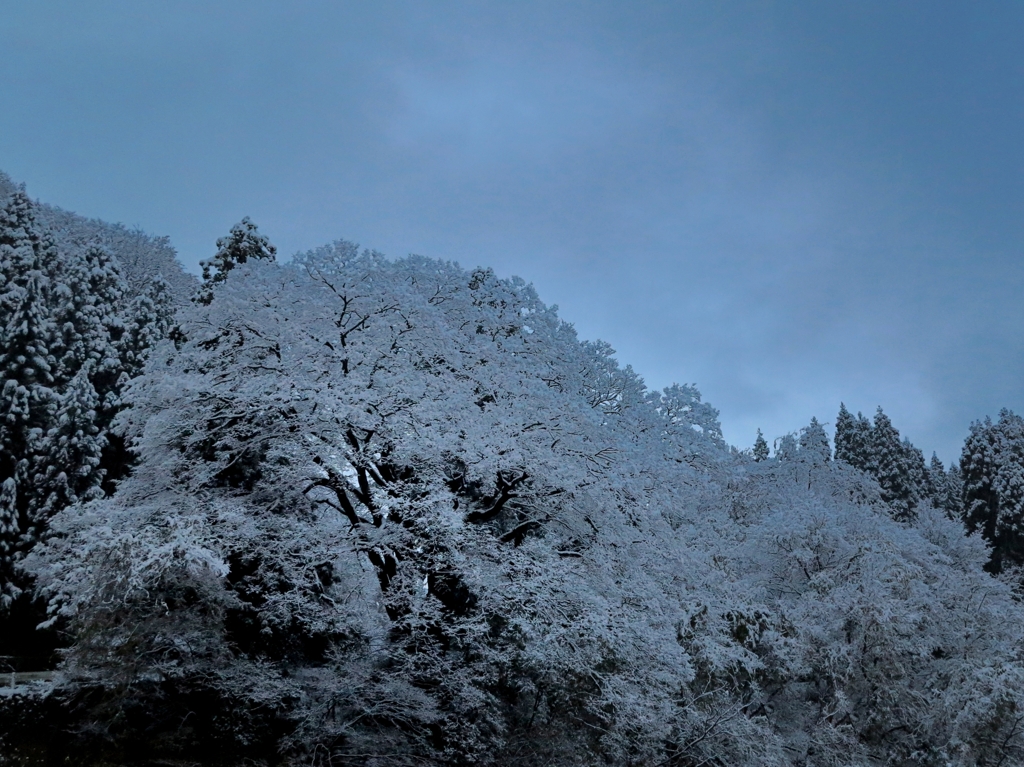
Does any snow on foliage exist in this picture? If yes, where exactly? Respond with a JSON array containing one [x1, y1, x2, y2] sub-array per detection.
[[0, 169, 196, 304], [26, 244, 1024, 766], [0, 188, 177, 604], [961, 409, 1024, 572], [197, 216, 277, 305]]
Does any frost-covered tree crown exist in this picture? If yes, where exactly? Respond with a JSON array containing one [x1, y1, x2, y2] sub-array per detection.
[[22, 244, 1024, 767], [196, 216, 276, 305]]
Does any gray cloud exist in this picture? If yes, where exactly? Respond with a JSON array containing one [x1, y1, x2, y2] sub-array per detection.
[[2, 1, 1022, 463]]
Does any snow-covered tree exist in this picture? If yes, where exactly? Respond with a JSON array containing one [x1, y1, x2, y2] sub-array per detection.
[[120, 274, 174, 379], [835, 405, 933, 521], [798, 416, 831, 462], [0, 192, 58, 599], [925, 453, 961, 519], [50, 245, 128, 419], [0, 187, 181, 608], [753, 428, 769, 462], [29, 251, 747, 762], [774, 432, 798, 461], [0, 479, 17, 564], [653, 382, 723, 443], [834, 403, 872, 470], [25, 245, 1024, 766], [197, 216, 276, 305], [30, 363, 105, 523], [866, 408, 919, 520], [960, 409, 1024, 572], [0, 170, 19, 201], [944, 463, 965, 518]]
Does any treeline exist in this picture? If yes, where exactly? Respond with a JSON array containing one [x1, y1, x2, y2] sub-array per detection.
[[756, 402, 1024, 574]]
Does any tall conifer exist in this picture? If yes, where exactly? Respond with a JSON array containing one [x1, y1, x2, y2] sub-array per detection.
[[197, 217, 276, 305], [752, 429, 769, 462], [869, 408, 917, 520], [31, 363, 104, 526], [799, 417, 831, 462], [121, 275, 174, 379], [0, 192, 58, 597], [961, 409, 1024, 571], [835, 403, 872, 470]]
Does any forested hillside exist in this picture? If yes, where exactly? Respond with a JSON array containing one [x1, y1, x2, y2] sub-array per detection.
[[3, 176, 1024, 766], [0, 175, 187, 664], [0, 172, 195, 304]]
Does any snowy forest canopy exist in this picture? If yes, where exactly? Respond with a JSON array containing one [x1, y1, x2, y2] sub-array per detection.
[[2, 173, 1024, 766]]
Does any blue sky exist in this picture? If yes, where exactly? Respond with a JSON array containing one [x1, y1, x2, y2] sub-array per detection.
[[2, 1, 1022, 463]]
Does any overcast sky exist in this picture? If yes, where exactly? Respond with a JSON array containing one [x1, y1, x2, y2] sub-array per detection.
[[2, 1, 1022, 463]]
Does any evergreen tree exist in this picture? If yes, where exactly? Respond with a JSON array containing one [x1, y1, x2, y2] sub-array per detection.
[[927, 453, 964, 519], [0, 478, 17, 575], [0, 199, 58, 454], [0, 192, 59, 599], [945, 464, 965, 518], [834, 402, 855, 458], [0, 193, 156, 601], [960, 409, 1024, 572], [0, 182, 184, 648], [869, 407, 918, 521], [121, 275, 174, 378], [926, 453, 945, 500], [102, 275, 176, 493], [30, 363, 105, 524], [51, 246, 127, 418], [835, 403, 932, 521], [752, 428, 769, 462], [197, 217, 276, 305], [798, 416, 831, 462], [82, 246, 127, 406], [834, 403, 872, 471], [902, 437, 928, 505]]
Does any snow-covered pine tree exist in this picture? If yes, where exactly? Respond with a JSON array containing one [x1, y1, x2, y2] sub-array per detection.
[[960, 409, 1024, 571], [834, 402, 872, 470], [30, 362, 104, 523], [0, 191, 164, 604], [927, 452, 947, 507], [196, 217, 276, 304], [752, 428, 769, 462], [0, 192, 59, 600], [0, 476, 16, 565], [945, 463, 964, 516], [798, 416, 831, 462], [902, 436, 928, 502], [836, 404, 935, 520], [120, 275, 175, 379], [0, 170, 18, 201], [50, 251, 93, 386], [868, 407, 919, 520], [81, 246, 128, 414], [51, 245, 127, 418], [98, 273, 177, 494], [927, 453, 964, 519], [834, 402, 855, 457], [926, 452, 942, 493]]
